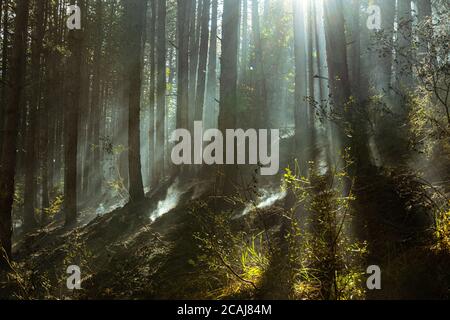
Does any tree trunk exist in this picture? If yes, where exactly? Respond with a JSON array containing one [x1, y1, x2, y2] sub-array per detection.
[[148, 0, 157, 186], [155, 0, 166, 182], [416, 0, 432, 55], [23, 0, 46, 231], [293, 0, 307, 160], [252, 0, 269, 128], [263, 0, 270, 17], [348, 0, 361, 100], [188, 0, 202, 130], [240, 0, 249, 77], [89, 0, 103, 198], [79, 0, 90, 202], [217, 0, 239, 193], [323, 0, 351, 121], [307, 0, 317, 165], [324, 0, 371, 173], [177, 0, 190, 130], [125, 0, 147, 202], [205, 0, 218, 130], [396, 0, 413, 89], [0, 0, 30, 268], [0, 0, 9, 154], [378, 0, 396, 93], [416, 0, 432, 20], [194, 0, 210, 122], [64, 0, 84, 226]]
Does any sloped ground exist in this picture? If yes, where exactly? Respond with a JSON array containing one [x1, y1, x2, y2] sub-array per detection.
[[2, 166, 450, 300], [2, 177, 285, 299], [353, 168, 450, 299]]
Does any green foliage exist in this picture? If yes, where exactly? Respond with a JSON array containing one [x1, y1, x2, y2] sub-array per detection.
[[408, 89, 450, 157], [0, 260, 54, 300], [44, 195, 64, 217], [1, 231, 93, 300], [283, 163, 368, 300], [434, 207, 450, 253], [57, 232, 93, 298], [13, 182, 24, 210], [191, 194, 270, 299]]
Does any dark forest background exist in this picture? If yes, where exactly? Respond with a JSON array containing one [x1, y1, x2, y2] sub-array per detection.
[[0, 0, 450, 300]]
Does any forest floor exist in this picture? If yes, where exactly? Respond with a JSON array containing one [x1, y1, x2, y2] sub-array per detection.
[[2, 166, 450, 300]]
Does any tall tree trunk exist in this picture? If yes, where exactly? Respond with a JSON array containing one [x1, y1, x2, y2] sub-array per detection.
[[148, 0, 156, 186], [205, 0, 218, 130], [416, 0, 432, 20], [177, 0, 190, 130], [293, 0, 307, 160], [188, 0, 202, 129], [252, 0, 269, 128], [324, 0, 371, 173], [194, 0, 210, 122], [240, 0, 249, 77], [125, 0, 147, 202], [0, 0, 9, 154], [312, 0, 332, 168], [23, 0, 46, 231], [307, 0, 317, 165], [323, 0, 351, 124], [322, 0, 352, 297], [378, 0, 396, 93], [217, 0, 239, 193], [416, 0, 432, 54], [155, 0, 166, 182], [64, 0, 84, 226], [89, 0, 103, 198], [263, 0, 270, 17], [349, 0, 361, 100], [396, 0, 413, 89], [79, 0, 90, 202], [0, 0, 30, 268], [41, 52, 52, 225]]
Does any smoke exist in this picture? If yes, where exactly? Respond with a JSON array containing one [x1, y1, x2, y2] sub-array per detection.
[[239, 188, 287, 217], [150, 179, 182, 222]]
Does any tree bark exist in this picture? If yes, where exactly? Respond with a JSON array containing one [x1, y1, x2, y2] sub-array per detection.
[[89, 0, 103, 198], [217, 0, 240, 193], [293, 0, 307, 159], [23, 0, 46, 231], [0, 0, 30, 268], [416, 0, 432, 55], [252, 0, 269, 128], [177, 0, 190, 130], [64, 0, 84, 226], [155, 0, 166, 182], [241, 0, 249, 77], [148, 0, 157, 185], [378, 0, 396, 93], [125, 0, 147, 202], [205, 0, 218, 130], [0, 0, 9, 154], [194, 0, 210, 122], [188, 0, 202, 130], [396, 0, 413, 89]]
